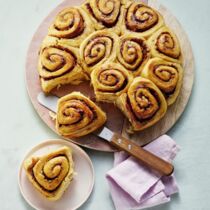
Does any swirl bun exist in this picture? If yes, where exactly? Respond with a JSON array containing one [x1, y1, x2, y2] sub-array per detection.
[[24, 146, 74, 201], [141, 58, 183, 105], [91, 62, 133, 102], [117, 34, 151, 76], [56, 92, 107, 137], [82, 0, 125, 34], [38, 37, 88, 93], [48, 7, 94, 47], [116, 77, 167, 132], [148, 26, 182, 63], [122, 1, 164, 38], [80, 30, 119, 74]]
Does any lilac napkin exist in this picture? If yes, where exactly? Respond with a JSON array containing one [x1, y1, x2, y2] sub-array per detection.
[[106, 135, 180, 210]]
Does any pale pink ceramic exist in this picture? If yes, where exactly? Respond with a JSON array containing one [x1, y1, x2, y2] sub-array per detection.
[[18, 139, 94, 210]]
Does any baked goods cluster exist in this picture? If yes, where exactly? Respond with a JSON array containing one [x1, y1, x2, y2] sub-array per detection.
[[38, 0, 184, 136]]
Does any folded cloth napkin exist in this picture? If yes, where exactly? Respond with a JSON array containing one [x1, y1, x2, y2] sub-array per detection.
[[106, 135, 180, 210]]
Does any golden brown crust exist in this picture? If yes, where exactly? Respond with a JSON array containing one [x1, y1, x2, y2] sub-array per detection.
[[116, 77, 167, 133], [121, 1, 164, 38], [141, 58, 183, 105], [148, 26, 182, 64], [38, 37, 88, 93], [48, 7, 95, 47], [91, 62, 133, 103], [37, 1, 184, 134], [79, 30, 119, 75], [24, 146, 74, 201], [56, 92, 107, 137], [82, 0, 125, 34], [117, 34, 151, 76]]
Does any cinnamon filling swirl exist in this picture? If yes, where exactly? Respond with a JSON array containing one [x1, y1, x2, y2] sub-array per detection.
[[97, 68, 129, 93], [51, 8, 85, 38], [83, 36, 114, 67], [127, 87, 161, 123], [156, 32, 180, 59], [119, 38, 150, 72], [30, 155, 70, 193], [85, 0, 121, 27], [152, 64, 179, 95], [40, 46, 76, 80], [125, 3, 159, 32], [58, 99, 97, 128]]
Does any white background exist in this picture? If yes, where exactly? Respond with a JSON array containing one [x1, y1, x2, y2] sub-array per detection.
[[0, 0, 209, 209]]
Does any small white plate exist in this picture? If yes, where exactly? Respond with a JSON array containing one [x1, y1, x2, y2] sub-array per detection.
[[18, 139, 94, 210]]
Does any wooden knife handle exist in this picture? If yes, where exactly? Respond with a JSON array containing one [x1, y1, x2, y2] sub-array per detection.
[[111, 133, 174, 176]]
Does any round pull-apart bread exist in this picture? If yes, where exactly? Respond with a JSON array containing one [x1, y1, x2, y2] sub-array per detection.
[[37, 0, 184, 134]]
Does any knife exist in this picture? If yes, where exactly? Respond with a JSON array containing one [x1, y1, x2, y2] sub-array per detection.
[[38, 92, 174, 176]]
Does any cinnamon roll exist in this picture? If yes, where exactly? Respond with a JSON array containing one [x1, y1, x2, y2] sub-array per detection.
[[82, 0, 124, 34], [141, 58, 183, 105], [24, 146, 74, 201], [122, 1, 164, 38], [48, 7, 94, 47], [116, 77, 167, 133], [148, 26, 182, 64], [38, 37, 88, 93], [117, 34, 151, 76], [91, 62, 133, 103], [56, 92, 107, 137], [80, 30, 119, 74]]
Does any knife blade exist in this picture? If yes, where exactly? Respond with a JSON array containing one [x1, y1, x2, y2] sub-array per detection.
[[37, 92, 174, 176], [37, 92, 57, 112]]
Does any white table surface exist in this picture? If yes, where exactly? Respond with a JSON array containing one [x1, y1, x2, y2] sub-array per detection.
[[0, 0, 209, 209]]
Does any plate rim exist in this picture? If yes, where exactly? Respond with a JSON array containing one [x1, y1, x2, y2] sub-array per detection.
[[18, 139, 95, 210]]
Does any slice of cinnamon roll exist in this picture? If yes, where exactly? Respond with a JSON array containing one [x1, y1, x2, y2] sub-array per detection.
[[121, 1, 164, 38], [48, 7, 95, 47], [148, 26, 182, 64], [24, 146, 74, 201], [116, 77, 167, 133], [38, 37, 88, 93], [91, 62, 133, 103], [141, 58, 184, 105], [56, 92, 107, 137]]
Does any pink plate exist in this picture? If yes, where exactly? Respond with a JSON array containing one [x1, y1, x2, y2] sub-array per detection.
[[18, 139, 94, 210]]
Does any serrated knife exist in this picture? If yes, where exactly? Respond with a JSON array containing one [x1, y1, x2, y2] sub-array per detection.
[[37, 92, 174, 176]]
